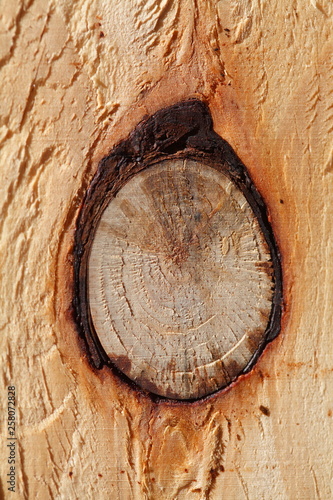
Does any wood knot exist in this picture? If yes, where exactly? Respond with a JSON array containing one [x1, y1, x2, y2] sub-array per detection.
[[74, 99, 282, 401]]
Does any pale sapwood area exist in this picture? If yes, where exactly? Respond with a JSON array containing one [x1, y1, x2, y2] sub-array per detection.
[[0, 0, 333, 499]]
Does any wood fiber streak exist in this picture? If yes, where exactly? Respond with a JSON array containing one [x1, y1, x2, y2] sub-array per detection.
[[0, 0, 332, 498]]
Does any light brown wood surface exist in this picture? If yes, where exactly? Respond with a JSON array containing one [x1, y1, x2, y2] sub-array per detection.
[[89, 159, 274, 400], [1, 0, 333, 499]]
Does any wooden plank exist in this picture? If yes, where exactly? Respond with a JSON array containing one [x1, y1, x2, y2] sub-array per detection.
[[1, 0, 333, 498]]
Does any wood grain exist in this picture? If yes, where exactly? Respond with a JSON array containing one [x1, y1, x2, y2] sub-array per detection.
[[1, 0, 333, 498]]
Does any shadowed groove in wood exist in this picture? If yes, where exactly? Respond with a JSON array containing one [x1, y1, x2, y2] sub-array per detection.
[[88, 158, 274, 399]]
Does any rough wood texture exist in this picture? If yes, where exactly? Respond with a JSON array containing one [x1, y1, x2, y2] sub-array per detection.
[[89, 159, 274, 399], [1, 0, 333, 498]]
